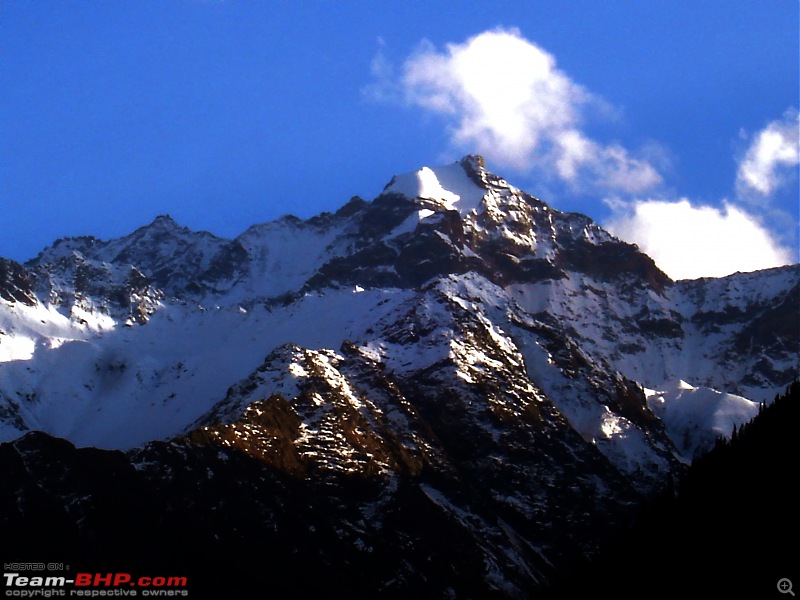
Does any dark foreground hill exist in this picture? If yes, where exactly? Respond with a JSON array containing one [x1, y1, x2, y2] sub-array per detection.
[[542, 381, 799, 599]]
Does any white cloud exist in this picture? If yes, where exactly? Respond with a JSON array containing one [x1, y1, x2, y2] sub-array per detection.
[[736, 109, 799, 196], [363, 41, 399, 105], [605, 198, 794, 280], [370, 28, 661, 194]]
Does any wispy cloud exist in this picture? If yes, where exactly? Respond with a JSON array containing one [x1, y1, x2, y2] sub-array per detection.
[[604, 198, 793, 280], [736, 109, 799, 197], [609, 108, 798, 280], [366, 28, 661, 194]]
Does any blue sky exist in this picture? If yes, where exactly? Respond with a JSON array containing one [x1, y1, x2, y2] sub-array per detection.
[[1, 1, 797, 279]]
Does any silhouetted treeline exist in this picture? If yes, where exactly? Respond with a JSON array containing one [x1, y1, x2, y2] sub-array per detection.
[[543, 381, 799, 599]]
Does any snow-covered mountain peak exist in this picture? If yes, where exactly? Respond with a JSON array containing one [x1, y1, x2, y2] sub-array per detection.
[[0, 153, 795, 477], [147, 213, 181, 229], [382, 156, 488, 216]]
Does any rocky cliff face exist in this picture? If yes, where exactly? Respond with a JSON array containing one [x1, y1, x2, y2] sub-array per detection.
[[0, 155, 796, 597]]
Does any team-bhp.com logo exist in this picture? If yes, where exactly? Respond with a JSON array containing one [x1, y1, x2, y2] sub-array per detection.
[[3, 570, 189, 597]]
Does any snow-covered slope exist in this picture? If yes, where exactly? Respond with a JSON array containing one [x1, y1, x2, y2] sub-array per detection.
[[507, 265, 797, 401], [645, 379, 759, 460]]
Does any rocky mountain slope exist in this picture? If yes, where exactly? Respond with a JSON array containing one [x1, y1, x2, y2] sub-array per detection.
[[1, 155, 797, 597]]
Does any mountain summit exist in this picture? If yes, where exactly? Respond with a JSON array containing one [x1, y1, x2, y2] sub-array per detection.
[[0, 155, 797, 596]]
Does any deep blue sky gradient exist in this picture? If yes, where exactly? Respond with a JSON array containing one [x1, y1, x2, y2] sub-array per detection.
[[1, 1, 797, 262]]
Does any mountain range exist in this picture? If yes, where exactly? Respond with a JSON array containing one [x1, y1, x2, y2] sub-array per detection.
[[1, 155, 797, 597]]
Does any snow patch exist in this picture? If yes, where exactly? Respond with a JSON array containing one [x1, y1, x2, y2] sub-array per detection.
[[645, 379, 759, 460], [384, 162, 486, 216]]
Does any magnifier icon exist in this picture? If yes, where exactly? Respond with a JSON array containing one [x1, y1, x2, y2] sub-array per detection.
[[778, 579, 795, 596]]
